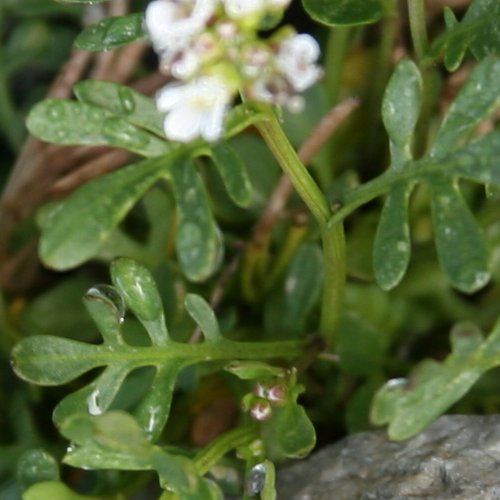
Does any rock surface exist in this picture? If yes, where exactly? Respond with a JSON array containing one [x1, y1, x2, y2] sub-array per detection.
[[276, 415, 500, 499]]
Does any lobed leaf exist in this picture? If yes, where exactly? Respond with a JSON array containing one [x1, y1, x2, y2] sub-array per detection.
[[302, 0, 384, 26], [74, 80, 165, 137], [27, 100, 169, 157], [111, 258, 170, 346], [373, 184, 414, 290], [75, 14, 146, 52], [261, 399, 316, 461], [371, 320, 500, 440], [185, 294, 222, 342], [209, 142, 253, 208], [53, 365, 130, 426], [17, 449, 59, 490], [39, 155, 169, 270], [170, 158, 222, 282], [430, 178, 489, 293], [382, 59, 422, 162], [11, 336, 103, 385], [60, 412, 223, 498], [430, 56, 500, 159]]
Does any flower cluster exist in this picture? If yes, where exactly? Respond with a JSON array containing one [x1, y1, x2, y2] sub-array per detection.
[[145, 0, 323, 142]]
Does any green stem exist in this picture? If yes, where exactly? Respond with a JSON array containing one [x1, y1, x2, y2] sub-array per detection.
[[256, 111, 330, 224], [256, 109, 346, 346], [408, 0, 428, 64], [324, 26, 351, 105], [66, 338, 309, 367], [320, 226, 345, 345], [326, 159, 455, 228], [194, 424, 257, 475]]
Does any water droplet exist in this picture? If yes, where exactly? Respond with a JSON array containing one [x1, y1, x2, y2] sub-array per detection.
[[386, 377, 408, 390], [472, 271, 490, 290], [87, 389, 102, 415], [285, 276, 297, 294], [49, 106, 61, 119], [91, 109, 104, 120], [396, 241, 408, 253], [178, 222, 203, 263], [246, 463, 266, 496], [85, 284, 126, 323], [102, 118, 147, 150], [118, 87, 136, 114], [56, 130, 67, 140], [147, 406, 161, 433]]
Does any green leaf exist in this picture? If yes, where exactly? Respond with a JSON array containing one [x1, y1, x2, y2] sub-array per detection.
[[170, 158, 222, 282], [111, 258, 170, 346], [26, 100, 169, 157], [464, 0, 500, 59], [430, 178, 489, 293], [443, 7, 468, 71], [452, 132, 500, 185], [209, 142, 252, 208], [11, 336, 103, 385], [430, 56, 500, 159], [184, 294, 221, 342], [75, 14, 146, 52], [262, 399, 315, 461], [225, 361, 285, 380], [302, 0, 384, 26], [23, 481, 100, 500], [17, 450, 59, 490], [264, 243, 323, 337], [152, 449, 223, 499], [39, 155, 169, 270], [83, 285, 125, 346], [53, 365, 130, 425], [133, 364, 182, 441], [74, 80, 165, 137], [382, 59, 422, 161], [336, 312, 387, 376], [373, 183, 413, 290], [371, 320, 500, 440]]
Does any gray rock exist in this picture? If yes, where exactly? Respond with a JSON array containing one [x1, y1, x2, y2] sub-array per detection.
[[276, 415, 500, 499]]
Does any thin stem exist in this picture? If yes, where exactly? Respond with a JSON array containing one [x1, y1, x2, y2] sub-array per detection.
[[324, 26, 351, 105], [256, 109, 346, 347], [408, 0, 428, 64], [194, 424, 257, 475], [66, 338, 309, 367], [256, 111, 331, 224], [320, 225, 346, 346]]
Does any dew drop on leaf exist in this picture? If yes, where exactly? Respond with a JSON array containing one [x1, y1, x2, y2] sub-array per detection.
[[245, 463, 266, 496], [85, 284, 126, 323], [87, 388, 102, 415], [118, 87, 136, 114], [102, 118, 148, 150]]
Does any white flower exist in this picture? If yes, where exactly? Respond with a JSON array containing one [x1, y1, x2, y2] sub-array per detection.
[[145, 0, 215, 58], [269, 0, 291, 7], [156, 75, 232, 142], [276, 33, 322, 92], [222, 0, 264, 19]]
